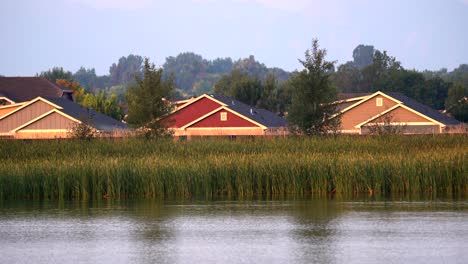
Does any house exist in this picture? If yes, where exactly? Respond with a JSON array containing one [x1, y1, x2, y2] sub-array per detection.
[[162, 94, 288, 138], [0, 77, 128, 139], [331, 91, 463, 134]]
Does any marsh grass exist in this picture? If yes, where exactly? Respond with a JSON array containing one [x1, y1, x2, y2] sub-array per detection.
[[0, 135, 466, 200]]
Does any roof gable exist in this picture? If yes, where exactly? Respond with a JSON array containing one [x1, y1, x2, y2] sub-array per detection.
[[0, 77, 72, 102], [210, 94, 288, 128], [182, 106, 266, 129]]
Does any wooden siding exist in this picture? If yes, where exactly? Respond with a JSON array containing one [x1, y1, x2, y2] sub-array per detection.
[[189, 110, 258, 128], [361, 125, 440, 135], [0, 105, 22, 117], [19, 112, 77, 130], [0, 101, 55, 133], [15, 131, 70, 139], [372, 106, 433, 123], [164, 97, 222, 128], [340, 95, 398, 130]]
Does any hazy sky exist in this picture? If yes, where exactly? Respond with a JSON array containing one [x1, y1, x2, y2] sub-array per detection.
[[1, 0, 467, 76]]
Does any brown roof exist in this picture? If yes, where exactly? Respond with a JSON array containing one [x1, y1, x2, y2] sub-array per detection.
[[0, 77, 72, 103]]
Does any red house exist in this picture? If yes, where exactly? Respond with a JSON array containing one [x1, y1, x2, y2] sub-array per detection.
[[162, 94, 288, 138]]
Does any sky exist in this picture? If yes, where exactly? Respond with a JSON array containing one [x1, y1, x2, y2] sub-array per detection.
[[1, 0, 467, 76]]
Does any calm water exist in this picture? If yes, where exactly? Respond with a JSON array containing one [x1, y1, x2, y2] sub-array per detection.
[[0, 198, 467, 264]]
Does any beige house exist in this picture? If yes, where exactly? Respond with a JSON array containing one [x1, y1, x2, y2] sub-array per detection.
[[0, 77, 128, 139], [331, 91, 463, 134]]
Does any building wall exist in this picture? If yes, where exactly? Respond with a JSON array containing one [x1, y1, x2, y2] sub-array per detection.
[[374, 106, 432, 123], [14, 131, 70, 139], [174, 127, 265, 137], [0, 100, 55, 133], [21, 112, 77, 130], [0, 105, 22, 117], [361, 125, 440, 135], [340, 95, 398, 130], [165, 97, 222, 128], [190, 110, 258, 128]]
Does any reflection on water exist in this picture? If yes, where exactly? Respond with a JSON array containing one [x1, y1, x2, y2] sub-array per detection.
[[0, 198, 467, 264]]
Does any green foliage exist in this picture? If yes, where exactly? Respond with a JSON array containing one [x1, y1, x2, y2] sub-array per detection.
[[126, 58, 175, 138], [81, 92, 124, 121], [38, 67, 73, 83], [109, 54, 144, 86], [68, 119, 96, 140], [214, 69, 262, 106], [0, 136, 465, 200], [445, 84, 468, 122], [352, 44, 375, 69], [287, 39, 339, 135]]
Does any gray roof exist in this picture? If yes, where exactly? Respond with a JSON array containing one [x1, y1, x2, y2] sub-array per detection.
[[0, 77, 72, 102], [385, 92, 461, 125], [210, 94, 288, 128], [45, 97, 129, 131]]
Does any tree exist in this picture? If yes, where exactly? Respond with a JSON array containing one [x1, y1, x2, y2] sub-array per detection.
[[445, 84, 468, 122], [38, 67, 73, 83], [330, 61, 361, 93], [213, 69, 262, 106], [258, 73, 279, 112], [352, 45, 375, 69], [109, 55, 144, 86], [73, 67, 100, 90], [287, 39, 339, 135], [163, 52, 209, 92], [57, 79, 124, 120], [126, 58, 176, 138]]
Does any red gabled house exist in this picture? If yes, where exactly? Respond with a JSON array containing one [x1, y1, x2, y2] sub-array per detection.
[[161, 94, 288, 138]]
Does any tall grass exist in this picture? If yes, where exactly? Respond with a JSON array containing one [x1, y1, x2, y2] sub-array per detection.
[[0, 135, 466, 200]]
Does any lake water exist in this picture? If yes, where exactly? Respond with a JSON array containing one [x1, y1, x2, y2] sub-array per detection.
[[0, 198, 467, 264]]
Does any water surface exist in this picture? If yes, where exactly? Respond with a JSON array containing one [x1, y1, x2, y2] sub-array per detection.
[[0, 198, 467, 263]]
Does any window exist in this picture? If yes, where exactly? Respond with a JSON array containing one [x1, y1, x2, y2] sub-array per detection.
[[376, 98, 383, 107], [220, 112, 227, 121]]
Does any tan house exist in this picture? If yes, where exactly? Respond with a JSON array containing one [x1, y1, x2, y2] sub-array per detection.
[[0, 77, 128, 139], [331, 91, 462, 134]]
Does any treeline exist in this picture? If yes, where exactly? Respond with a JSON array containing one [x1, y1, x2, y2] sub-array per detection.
[[37, 45, 468, 122]]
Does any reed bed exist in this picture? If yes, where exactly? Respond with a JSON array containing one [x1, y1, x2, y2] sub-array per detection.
[[0, 135, 466, 200]]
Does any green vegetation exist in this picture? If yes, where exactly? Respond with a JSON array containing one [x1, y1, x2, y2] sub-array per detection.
[[288, 39, 339, 134], [0, 136, 466, 201], [126, 58, 176, 138]]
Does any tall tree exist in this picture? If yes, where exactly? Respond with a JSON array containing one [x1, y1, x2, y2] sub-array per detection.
[[109, 55, 144, 86], [126, 58, 176, 138], [213, 69, 262, 106], [287, 39, 339, 135], [352, 45, 375, 69], [445, 84, 468, 122]]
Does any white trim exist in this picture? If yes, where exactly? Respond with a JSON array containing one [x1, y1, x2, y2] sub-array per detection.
[[180, 106, 225, 129], [220, 112, 227, 121], [11, 109, 81, 132], [16, 129, 70, 133], [354, 104, 401, 128], [0, 102, 25, 109], [330, 91, 402, 119], [181, 106, 267, 130], [0, 97, 16, 105], [365, 122, 437, 126], [397, 103, 446, 127], [173, 94, 227, 113], [331, 95, 371, 105], [376, 97, 383, 107], [0, 97, 63, 121]]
